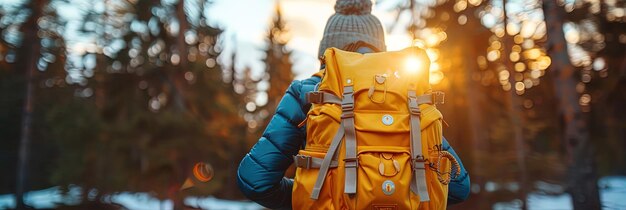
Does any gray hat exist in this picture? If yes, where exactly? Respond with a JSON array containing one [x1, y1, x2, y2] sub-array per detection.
[[318, 0, 386, 57]]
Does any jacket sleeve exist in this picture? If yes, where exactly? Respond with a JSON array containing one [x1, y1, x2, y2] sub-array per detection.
[[236, 77, 319, 209], [442, 137, 471, 204]]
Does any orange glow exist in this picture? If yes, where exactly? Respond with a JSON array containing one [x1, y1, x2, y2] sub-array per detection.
[[404, 56, 423, 74], [495, 27, 505, 37], [193, 162, 214, 182], [412, 39, 426, 48], [499, 70, 510, 81], [430, 71, 444, 85], [507, 23, 520, 36], [454, 1, 467, 12], [487, 50, 500, 61], [430, 62, 441, 72], [468, 0, 482, 6], [523, 78, 533, 89], [502, 82, 512, 91], [510, 52, 520, 62], [579, 94, 591, 106], [530, 70, 541, 78], [426, 35, 440, 47], [525, 48, 541, 60], [514, 62, 526, 72], [491, 41, 502, 50], [514, 35, 524, 44], [426, 48, 439, 62], [537, 56, 551, 70]]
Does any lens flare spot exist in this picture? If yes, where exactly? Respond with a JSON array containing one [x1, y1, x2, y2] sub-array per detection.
[[405, 57, 422, 74]]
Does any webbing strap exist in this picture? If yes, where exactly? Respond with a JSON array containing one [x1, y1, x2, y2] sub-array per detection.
[[305, 91, 438, 106], [414, 94, 433, 105], [293, 155, 339, 169], [407, 92, 445, 106], [342, 86, 358, 195], [306, 91, 342, 105], [311, 123, 345, 200], [408, 90, 430, 202]]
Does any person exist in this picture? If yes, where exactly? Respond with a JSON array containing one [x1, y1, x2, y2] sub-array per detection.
[[236, 0, 470, 209]]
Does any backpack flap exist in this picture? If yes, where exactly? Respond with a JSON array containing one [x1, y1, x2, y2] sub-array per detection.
[[320, 47, 431, 97], [319, 46, 442, 130]]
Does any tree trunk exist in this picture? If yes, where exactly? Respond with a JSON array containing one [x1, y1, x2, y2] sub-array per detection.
[[15, 0, 46, 209], [502, 1, 528, 209], [170, 2, 188, 209], [171, 0, 189, 113], [462, 35, 490, 210], [542, 1, 601, 209]]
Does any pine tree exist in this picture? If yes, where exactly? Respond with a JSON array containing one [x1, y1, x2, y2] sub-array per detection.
[[561, 0, 626, 176], [542, 0, 626, 209], [254, 2, 294, 130], [39, 0, 248, 204], [14, 1, 46, 207], [390, 0, 570, 208], [0, 0, 71, 206], [543, 1, 600, 208]]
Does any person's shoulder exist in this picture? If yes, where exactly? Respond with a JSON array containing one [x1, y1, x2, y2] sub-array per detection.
[[281, 71, 323, 110], [288, 71, 323, 94]]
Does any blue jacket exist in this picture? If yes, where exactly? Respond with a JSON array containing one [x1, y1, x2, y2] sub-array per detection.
[[237, 75, 470, 209]]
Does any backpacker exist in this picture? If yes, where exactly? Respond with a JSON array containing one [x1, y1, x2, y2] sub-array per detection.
[[292, 47, 458, 209]]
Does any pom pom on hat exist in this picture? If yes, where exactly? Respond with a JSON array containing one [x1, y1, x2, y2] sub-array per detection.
[[334, 0, 372, 15]]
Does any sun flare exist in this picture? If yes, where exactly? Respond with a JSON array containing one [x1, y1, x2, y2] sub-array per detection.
[[404, 57, 423, 74]]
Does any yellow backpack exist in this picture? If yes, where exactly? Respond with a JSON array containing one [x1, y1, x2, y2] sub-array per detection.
[[292, 47, 458, 210]]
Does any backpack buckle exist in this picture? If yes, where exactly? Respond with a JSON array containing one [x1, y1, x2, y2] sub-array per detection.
[[344, 157, 358, 168], [408, 97, 421, 115], [432, 91, 445, 105], [306, 92, 324, 104], [294, 155, 312, 169], [409, 106, 421, 115], [341, 102, 354, 118], [412, 156, 426, 170]]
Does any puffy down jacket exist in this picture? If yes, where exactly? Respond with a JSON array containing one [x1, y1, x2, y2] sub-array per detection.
[[236, 75, 470, 209]]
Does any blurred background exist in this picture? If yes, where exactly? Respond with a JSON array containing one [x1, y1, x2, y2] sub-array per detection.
[[1, 0, 625, 209]]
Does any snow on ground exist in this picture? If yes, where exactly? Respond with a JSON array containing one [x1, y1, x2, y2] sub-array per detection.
[[0, 186, 81, 209], [1, 176, 624, 210], [598, 176, 626, 210], [184, 196, 263, 210], [0, 186, 263, 210], [493, 176, 626, 210]]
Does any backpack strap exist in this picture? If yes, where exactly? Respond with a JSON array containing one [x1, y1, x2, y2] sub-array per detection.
[[408, 91, 444, 105], [306, 91, 342, 105], [408, 90, 431, 202], [311, 123, 345, 199], [342, 85, 358, 195], [294, 155, 339, 169]]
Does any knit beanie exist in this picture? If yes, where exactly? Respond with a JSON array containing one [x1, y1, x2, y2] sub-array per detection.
[[318, 0, 386, 57]]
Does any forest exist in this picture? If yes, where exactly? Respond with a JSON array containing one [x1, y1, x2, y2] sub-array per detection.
[[1, 0, 625, 209]]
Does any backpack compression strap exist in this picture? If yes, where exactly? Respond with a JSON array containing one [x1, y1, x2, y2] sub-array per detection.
[[310, 86, 358, 199], [408, 90, 433, 202], [342, 86, 358, 195], [306, 91, 342, 105], [311, 122, 345, 199]]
